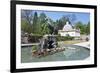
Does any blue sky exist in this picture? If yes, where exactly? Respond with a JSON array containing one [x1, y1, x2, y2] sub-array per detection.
[[24, 10, 90, 25]]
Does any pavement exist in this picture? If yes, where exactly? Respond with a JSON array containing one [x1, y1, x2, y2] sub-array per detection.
[[74, 41, 90, 49]]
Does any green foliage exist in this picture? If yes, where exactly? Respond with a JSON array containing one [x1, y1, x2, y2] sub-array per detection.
[[39, 13, 47, 24], [28, 34, 43, 43], [32, 45, 37, 51], [55, 16, 67, 30], [38, 13, 51, 35], [85, 22, 90, 35], [21, 19, 32, 33], [40, 23, 50, 35], [32, 12, 38, 33], [75, 21, 90, 34], [21, 10, 33, 25], [21, 11, 90, 36], [57, 36, 74, 41]]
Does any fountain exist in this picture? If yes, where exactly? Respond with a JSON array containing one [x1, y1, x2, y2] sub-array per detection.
[[32, 35, 65, 58]]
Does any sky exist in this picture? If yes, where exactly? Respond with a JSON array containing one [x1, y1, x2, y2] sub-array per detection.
[[23, 10, 90, 25]]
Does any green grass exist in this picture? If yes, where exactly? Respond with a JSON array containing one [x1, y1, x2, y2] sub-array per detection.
[[62, 40, 85, 45]]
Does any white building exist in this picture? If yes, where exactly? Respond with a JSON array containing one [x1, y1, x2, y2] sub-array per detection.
[[58, 21, 80, 37]]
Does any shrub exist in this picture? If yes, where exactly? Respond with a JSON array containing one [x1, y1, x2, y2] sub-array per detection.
[[57, 36, 74, 41], [28, 34, 43, 43], [32, 45, 37, 51]]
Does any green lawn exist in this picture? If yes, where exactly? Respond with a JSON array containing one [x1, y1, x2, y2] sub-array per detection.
[[60, 40, 85, 45]]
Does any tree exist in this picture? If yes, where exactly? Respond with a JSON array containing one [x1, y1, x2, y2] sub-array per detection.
[[32, 12, 38, 33], [55, 16, 67, 30], [85, 22, 90, 35], [39, 13, 47, 24], [21, 10, 33, 33], [21, 19, 32, 33], [21, 10, 33, 25], [38, 13, 50, 35], [75, 22, 86, 34], [65, 14, 77, 25], [75, 21, 90, 35]]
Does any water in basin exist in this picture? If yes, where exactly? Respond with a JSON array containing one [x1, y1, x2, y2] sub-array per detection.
[[21, 45, 90, 63]]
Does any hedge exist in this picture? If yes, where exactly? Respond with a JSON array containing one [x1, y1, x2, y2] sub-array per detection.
[[57, 36, 74, 41]]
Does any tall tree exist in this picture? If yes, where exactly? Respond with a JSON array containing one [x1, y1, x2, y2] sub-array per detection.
[[85, 22, 90, 35], [56, 16, 67, 30], [39, 13, 47, 24], [38, 13, 50, 35], [32, 12, 38, 33], [65, 14, 76, 25]]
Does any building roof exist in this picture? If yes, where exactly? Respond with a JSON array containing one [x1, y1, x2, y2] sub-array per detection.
[[63, 21, 73, 31]]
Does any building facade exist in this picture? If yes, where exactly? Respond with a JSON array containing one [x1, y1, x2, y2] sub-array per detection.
[[58, 21, 80, 37]]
